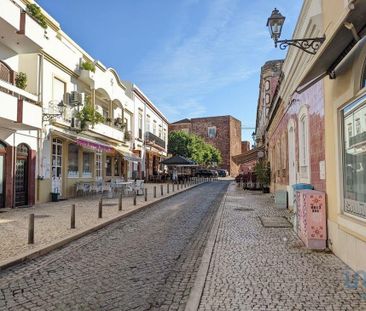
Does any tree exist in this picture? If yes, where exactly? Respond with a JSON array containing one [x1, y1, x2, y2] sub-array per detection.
[[168, 131, 222, 166]]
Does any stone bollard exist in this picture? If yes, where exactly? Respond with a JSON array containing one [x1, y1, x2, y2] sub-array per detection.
[[71, 204, 76, 229], [98, 198, 103, 219], [161, 184, 164, 196], [154, 186, 157, 198], [28, 213, 34, 244], [145, 188, 148, 202], [167, 183, 169, 194], [119, 193, 123, 211], [133, 191, 137, 206]]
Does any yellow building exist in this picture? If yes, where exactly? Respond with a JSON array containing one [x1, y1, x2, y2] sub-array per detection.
[[267, 0, 366, 271]]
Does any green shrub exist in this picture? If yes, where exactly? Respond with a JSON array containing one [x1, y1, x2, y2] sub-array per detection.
[[27, 4, 47, 29], [75, 97, 104, 130], [15, 72, 27, 90], [81, 61, 96, 73]]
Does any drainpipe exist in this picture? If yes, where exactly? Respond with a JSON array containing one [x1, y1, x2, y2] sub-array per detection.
[[36, 53, 44, 202]]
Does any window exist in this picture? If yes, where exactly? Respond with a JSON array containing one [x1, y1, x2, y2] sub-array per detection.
[[68, 144, 79, 177], [356, 118, 361, 134], [106, 156, 112, 176], [82, 152, 92, 177], [281, 134, 287, 170], [96, 153, 102, 179], [264, 80, 270, 91], [138, 113, 143, 139], [298, 106, 309, 180], [146, 115, 151, 132], [208, 126, 217, 138], [163, 129, 167, 142], [348, 123, 353, 141], [342, 97, 366, 218], [153, 121, 157, 135], [158, 125, 162, 138], [52, 77, 65, 118]]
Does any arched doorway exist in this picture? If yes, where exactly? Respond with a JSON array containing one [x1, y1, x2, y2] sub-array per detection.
[[0, 141, 6, 208], [15, 144, 29, 207]]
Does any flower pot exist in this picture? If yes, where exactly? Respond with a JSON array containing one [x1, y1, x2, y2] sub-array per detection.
[[262, 187, 270, 193], [51, 193, 60, 202]]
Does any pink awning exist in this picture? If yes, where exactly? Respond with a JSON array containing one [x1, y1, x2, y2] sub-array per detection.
[[76, 137, 114, 153]]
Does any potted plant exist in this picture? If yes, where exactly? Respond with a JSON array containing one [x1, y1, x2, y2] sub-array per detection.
[[26, 3, 47, 29], [80, 60, 96, 73], [254, 160, 271, 193], [15, 72, 27, 90], [114, 117, 126, 129], [50, 192, 60, 202], [74, 97, 104, 131]]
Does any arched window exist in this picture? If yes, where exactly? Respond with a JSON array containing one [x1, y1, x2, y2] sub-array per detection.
[[298, 106, 310, 182], [17, 144, 29, 158]]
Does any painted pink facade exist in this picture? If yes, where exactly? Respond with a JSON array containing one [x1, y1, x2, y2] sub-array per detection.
[[268, 81, 326, 192]]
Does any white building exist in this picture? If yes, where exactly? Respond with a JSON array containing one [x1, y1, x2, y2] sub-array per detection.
[[124, 82, 168, 180], [0, 0, 168, 205], [0, 0, 43, 207]]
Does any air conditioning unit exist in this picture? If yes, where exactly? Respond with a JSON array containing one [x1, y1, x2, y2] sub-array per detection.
[[66, 92, 84, 106]]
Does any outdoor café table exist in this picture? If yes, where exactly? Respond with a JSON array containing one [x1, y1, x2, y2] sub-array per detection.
[[115, 181, 134, 195]]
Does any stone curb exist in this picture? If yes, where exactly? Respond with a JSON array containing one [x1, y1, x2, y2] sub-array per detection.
[[0, 182, 208, 271], [184, 183, 229, 311]]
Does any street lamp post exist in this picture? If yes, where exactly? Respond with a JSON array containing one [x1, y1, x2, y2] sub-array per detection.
[[267, 8, 325, 55]]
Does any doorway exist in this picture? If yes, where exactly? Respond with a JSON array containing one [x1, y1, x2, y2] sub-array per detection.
[[0, 142, 6, 208], [15, 144, 29, 207]]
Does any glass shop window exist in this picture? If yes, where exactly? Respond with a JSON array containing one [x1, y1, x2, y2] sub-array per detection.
[[68, 144, 79, 177], [342, 97, 366, 219], [83, 152, 92, 178]]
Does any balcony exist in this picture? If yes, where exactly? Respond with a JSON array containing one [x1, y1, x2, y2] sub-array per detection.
[[145, 131, 166, 149], [349, 132, 366, 148], [88, 123, 125, 142], [0, 0, 46, 53], [0, 79, 41, 130]]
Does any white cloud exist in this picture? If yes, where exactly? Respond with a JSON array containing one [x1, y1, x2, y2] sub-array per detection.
[[133, 0, 301, 121]]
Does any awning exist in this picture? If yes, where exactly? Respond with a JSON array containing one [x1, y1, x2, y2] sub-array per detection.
[[298, 2, 366, 89], [114, 146, 142, 163], [51, 128, 77, 142], [232, 146, 265, 165], [160, 155, 198, 166], [76, 137, 114, 153]]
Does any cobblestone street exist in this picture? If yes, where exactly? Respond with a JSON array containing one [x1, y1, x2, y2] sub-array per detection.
[[0, 182, 228, 311], [197, 183, 366, 311]]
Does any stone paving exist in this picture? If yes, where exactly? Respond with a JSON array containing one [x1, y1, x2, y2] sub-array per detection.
[[198, 182, 366, 311], [0, 181, 229, 311], [0, 181, 200, 264]]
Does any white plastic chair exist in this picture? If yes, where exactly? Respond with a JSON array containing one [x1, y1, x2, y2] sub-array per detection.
[[134, 180, 144, 195]]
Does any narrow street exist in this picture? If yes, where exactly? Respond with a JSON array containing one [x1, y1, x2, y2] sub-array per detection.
[[0, 182, 229, 311]]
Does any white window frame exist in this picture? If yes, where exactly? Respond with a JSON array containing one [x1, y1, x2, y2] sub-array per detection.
[[96, 153, 102, 180], [208, 126, 217, 138]]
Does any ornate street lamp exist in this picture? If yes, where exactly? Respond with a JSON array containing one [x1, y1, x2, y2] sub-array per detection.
[[267, 8, 325, 55], [42, 100, 65, 121]]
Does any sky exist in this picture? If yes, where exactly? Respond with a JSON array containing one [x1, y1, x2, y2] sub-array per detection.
[[36, 0, 303, 142]]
